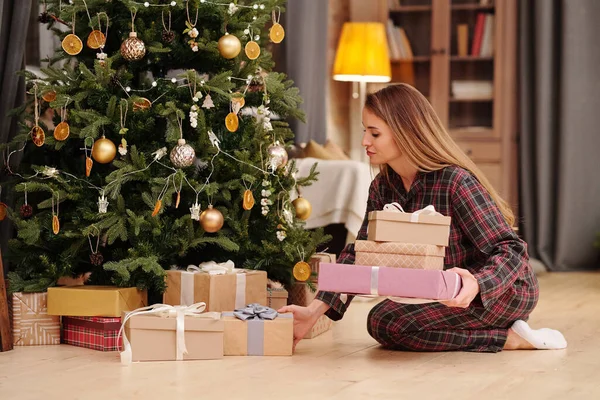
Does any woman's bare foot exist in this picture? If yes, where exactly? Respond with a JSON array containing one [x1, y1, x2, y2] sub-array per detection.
[[504, 328, 536, 350]]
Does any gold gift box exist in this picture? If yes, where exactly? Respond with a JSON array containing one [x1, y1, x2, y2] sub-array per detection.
[[47, 286, 147, 317], [355, 240, 445, 270]]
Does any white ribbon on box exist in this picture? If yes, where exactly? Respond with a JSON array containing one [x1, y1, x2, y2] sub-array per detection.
[[180, 260, 247, 309], [382, 203, 443, 222], [118, 302, 220, 365]]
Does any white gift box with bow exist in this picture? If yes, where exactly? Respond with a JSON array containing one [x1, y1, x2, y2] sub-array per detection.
[[367, 203, 452, 246], [119, 302, 223, 364]]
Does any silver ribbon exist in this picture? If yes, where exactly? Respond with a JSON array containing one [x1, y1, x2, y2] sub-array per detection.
[[232, 303, 278, 321], [370, 266, 380, 296], [224, 304, 292, 356]]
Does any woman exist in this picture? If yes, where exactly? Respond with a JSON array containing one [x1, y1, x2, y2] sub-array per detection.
[[279, 84, 566, 353]]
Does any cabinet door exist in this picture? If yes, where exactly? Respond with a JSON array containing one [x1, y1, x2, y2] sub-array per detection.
[[430, 0, 451, 126], [386, 0, 434, 100]]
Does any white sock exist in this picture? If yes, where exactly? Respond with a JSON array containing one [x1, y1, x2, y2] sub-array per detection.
[[510, 320, 567, 350]]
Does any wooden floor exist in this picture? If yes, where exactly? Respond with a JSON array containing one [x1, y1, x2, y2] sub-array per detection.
[[1, 272, 599, 400]]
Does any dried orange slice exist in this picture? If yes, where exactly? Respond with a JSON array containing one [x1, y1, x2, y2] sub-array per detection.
[[42, 91, 56, 103], [270, 23, 285, 43], [225, 112, 239, 132], [0, 203, 7, 221], [85, 156, 93, 177], [53, 121, 70, 141], [87, 30, 106, 49], [31, 125, 45, 147], [133, 98, 152, 112], [245, 41, 261, 60], [231, 93, 245, 108], [62, 33, 83, 55], [293, 261, 311, 282], [242, 189, 255, 210], [52, 215, 60, 234], [152, 199, 162, 217]]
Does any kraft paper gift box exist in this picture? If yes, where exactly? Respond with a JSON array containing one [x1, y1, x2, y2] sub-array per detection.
[[367, 205, 451, 246], [120, 303, 224, 363], [318, 263, 462, 301], [62, 316, 122, 351], [304, 315, 332, 339], [354, 240, 445, 270], [47, 286, 147, 317], [163, 268, 267, 311], [12, 292, 60, 346], [288, 282, 333, 339], [308, 252, 337, 277], [223, 304, 293, 356], [267, 287, 288, 311]]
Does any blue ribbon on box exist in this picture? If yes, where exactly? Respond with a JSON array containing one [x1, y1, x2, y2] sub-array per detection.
[[224, 303, 292, 356]]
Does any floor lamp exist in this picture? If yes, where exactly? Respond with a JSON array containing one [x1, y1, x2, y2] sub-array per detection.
[[333, 22, 392, 162]]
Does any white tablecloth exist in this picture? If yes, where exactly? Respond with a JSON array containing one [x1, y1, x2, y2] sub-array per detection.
[[294, 158, 374, 238]]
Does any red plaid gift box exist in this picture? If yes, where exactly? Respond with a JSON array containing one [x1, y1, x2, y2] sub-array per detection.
[[61, 316, 122, 351]]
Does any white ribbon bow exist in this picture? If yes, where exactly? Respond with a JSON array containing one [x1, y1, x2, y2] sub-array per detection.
[[118, 302, 220, 365], [382, 203, 442, 222], [187, 260, 238, 275]]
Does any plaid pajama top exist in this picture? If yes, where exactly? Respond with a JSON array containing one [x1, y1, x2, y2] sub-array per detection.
[[316, 165, 539, 324]]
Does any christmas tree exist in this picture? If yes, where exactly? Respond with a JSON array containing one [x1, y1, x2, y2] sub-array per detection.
[[2, 0, 328, 294]]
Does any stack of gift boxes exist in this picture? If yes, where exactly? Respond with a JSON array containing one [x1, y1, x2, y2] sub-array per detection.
[[319, 206, 463, 301], [11, 254, 337, 360]]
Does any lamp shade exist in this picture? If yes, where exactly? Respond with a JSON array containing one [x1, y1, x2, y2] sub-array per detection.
[[333, 22, 392, 83]]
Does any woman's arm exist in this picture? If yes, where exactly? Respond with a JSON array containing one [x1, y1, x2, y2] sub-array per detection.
[[451, 170, 528, 309], [314, 177, 384, 320]]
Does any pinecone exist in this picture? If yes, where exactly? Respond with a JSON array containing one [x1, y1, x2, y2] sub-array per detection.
[[247, 82, 265, 93], [110, 74, 120, 87], [90, 252, 104, 266], [20, 204, 33, 218], [38, 12, 51, 24], [162, 30, 175, 44]]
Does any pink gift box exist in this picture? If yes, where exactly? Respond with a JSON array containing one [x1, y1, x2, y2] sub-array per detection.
[[318, 263, 462, 301]]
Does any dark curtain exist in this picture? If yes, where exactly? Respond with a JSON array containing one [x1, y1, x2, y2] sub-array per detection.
[[0, 1, 34, 269], [285, 0, 328, 144], [519, 0, 600, 270]]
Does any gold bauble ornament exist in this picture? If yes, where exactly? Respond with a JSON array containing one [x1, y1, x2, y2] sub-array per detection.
[[270, 23, 285, 43], [245, 41, 261, 60], [200, 205, 224, 233], [293, 261, 311, 282], [292, 196, 312, 220], [53, 121, 70, 141], [218, 34, 241, 59], [91, 136, 117, 164], [87, 30, 106, 49], [62, 33, 83, 55], [225, 112, 239, 132], [120, 32, 146, 61]]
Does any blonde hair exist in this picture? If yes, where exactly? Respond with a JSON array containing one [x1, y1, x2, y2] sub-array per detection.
[[365, 83, 514, 227]]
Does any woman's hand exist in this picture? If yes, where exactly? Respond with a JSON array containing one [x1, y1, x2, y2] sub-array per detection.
[[278, 300, 329, 351], [439, 267, 480, 308]]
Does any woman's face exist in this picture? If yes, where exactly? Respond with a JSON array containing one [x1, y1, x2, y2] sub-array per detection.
[[361, 108, 402, 166]]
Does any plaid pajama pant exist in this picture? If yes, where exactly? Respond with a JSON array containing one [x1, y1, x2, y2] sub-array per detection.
[[366, 288, 538, 353]]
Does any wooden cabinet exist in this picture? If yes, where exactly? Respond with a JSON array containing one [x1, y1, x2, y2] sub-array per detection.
[[363, 0, 518, 209]]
